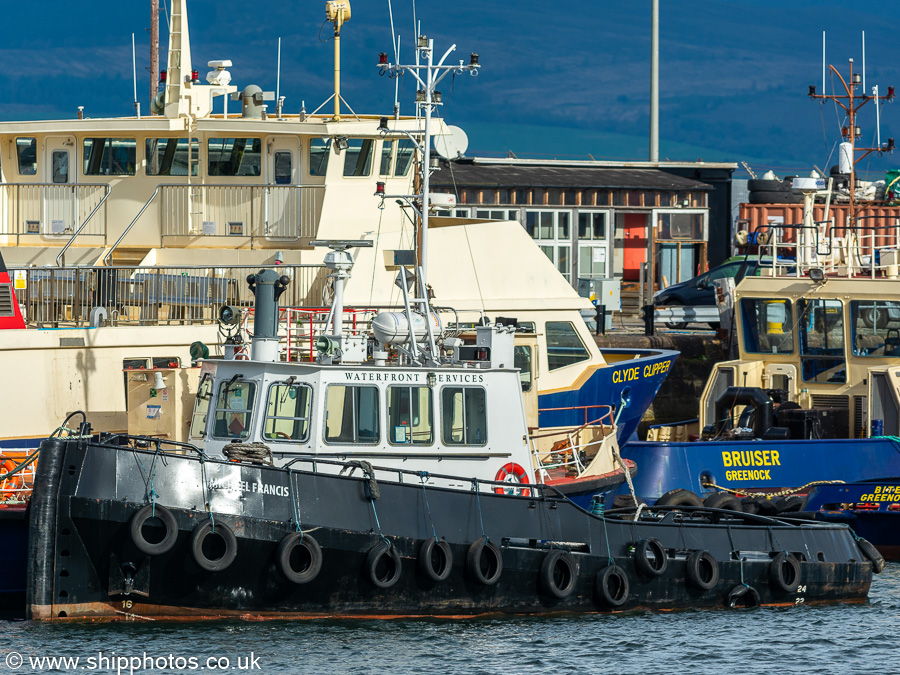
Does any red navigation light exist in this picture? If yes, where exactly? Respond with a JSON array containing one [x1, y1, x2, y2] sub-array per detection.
[[375, 181, 385, 195], [160, 70, 167, 82], [379, 52, 388, 65], [889, 86, 896, 99], [191, 69, 199, 82]]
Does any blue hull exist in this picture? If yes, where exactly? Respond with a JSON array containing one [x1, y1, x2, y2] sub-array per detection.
[[539, 348, 678, 443], [615, 437, 900, 503]]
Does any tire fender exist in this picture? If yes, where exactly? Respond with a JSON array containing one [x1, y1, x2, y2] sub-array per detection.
[[857, 538, 886, 574], [365, 540, 402, 588], [130, 504, 179, 556], [727, 584, 761, 609], [418, 537, 453, 582], [656, 488, 703, 508], [540, 550, 577, 599], [466, 536, 503, 586], [276, 532, 323, 584], [686, 550, 719, 590], [191, 520, 238, 572], [634, 538, 668, 577], [769, 552, 801, 592], [595, 564, 629, 607]]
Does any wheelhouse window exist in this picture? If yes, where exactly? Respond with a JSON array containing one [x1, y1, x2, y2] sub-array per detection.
[[309, 138, 331, 176], [146, 138, 199, 176], [387, 385, 433, 445], [212, 380, 257, 439], [16, 138, 37, 175], [441, 387, 487, 445], [741, 298, 794, 354], [379, 142, 393, 176], [546, 321, 590, 370], [207, 138, 261, 176], [342, 139, 375, 177], [394, 139, 415, 176], [264, 383, 312, 442], [324, 385, 380, 444], [83, 138, 136, 176], [799, 299, 845, 383], [515, 345, 533, 392], [189, 373, 213, 439], [851, 300, 900, 357]]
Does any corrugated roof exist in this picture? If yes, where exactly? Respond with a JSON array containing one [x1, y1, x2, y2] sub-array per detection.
[[431, 160, 712, 191]]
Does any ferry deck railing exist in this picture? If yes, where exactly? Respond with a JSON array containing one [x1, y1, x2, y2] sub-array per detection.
[[0, 183, 109, 248], [8, 263, 326, 329], [529, 404, 616, 477]]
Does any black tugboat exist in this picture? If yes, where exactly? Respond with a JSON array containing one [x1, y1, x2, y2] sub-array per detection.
[[25, 251, 877, 620]]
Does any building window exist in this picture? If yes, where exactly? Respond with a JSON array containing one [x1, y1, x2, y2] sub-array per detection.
[[309, 138, 331, 176], [16, 138, 37, 175], [146, 138, 199, 176], [546, 321, 590, 370], [212, 380, 256, 439], [264, 382, 312, 442], [83, 138, 136, 176], [441, 387, 487, 445], [658, 212, 704, 240], [207, 138, 261, 177], [324, 385, 380, 444], [342, 139, 375, 177], [476, 209, 518, 221], [387, 386, 433, 445], [578, 212, 607, 240], [525, 210, 574, 281]]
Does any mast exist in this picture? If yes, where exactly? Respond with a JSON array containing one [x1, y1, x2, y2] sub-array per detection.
[[150, 0, 159, 102], [649, 0, 659, 162]]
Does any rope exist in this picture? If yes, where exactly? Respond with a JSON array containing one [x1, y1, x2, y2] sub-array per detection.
[[701, 479, 845, 499], [340, 460, 380, 500], [472, 479, 488, 541], [0, 448, 40, 481], [418, 472, 437, 540], [222, 442, 273, 466], [199, 453, 214, 532], [289, 472, 303, 536]]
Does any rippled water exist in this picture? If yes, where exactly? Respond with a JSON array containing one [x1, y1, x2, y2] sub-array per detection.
[[3, 566, 900, 674]]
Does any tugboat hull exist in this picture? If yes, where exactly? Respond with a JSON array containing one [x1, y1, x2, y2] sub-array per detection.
[[27, 437, 872, 621]]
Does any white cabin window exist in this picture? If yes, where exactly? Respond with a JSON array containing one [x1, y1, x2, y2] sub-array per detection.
[[546, 321, 590, 370], [146, 138, 199, 176], [441, 387, 487, 446], [208, 138, 261, 177], [309, 138, 331, 176], [342, 139, 375, 177], [379, 142, 393, 176], [324, 385, 380, 444], [264, 383, 312, 442], [83, 138, 136, 176], [211, 380, 257, 439], [388, 386, 433, 445], [515, 345, 533, 392], [189, 373, 213, 439], [394, 139, 415, 177], [273, 151, 293, 185], [16, 138, 37, 175], [51, 150, 69, 183]]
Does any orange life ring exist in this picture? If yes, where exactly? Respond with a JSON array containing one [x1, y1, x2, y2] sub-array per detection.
[[494, 462, 530, 496]]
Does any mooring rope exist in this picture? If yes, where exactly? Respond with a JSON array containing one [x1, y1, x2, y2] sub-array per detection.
[[701, 479, 845, 499], [418, 472, 438, 540], [472, 479, 488, 542]]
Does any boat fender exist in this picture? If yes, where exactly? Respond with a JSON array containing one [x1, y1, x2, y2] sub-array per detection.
[[540, 550, 577, 599], [857, 538, 886, 574], [595, 564, 629, 607], [190, 520, 238, 572], [726, 584, 761, 609], [655, 488, 703, 508], [365, 540, 402, 588], [769, 551, 801, 592], [634, 538, 668, 577], [418, 537, 453, 582], [129, 504, 179, 556], [276, 532, 322, 584], [466, 536, 503, 585], [703, 492, 743, 512], [686, 550, 719, 590]]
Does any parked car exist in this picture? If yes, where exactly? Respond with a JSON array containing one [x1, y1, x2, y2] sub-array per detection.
[[653, 256, 766, 329]]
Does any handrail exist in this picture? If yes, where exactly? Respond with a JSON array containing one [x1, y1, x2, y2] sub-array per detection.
[[104, 185, 161, 266], [55, 184, 111, 266]]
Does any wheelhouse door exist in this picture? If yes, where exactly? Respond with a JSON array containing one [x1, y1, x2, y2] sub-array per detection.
[[264, 136, 300, 240], [42, 136, 76, 237]]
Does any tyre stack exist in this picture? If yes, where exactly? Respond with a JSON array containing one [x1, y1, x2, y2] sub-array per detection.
[[747, 177, 803, 204]]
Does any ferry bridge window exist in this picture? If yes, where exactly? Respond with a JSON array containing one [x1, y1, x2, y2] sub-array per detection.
[[273, 151, 292, 185], [441, 387, 487, 445], [740, 298, 794, 355], [83, 138, 136, 176], [16, 138, 37, 175], [145, 138, 199, 176], [379, 141, 393, 176], [515, 345, 533, 392], [51, 150, 69, 183], [388, 385, 433, 445], [212, 380, 257, 439], [189, 372, 213, 439], [342, 138, 375, 177], [207, 138, 261, 177], [394, 139, 415, 176], [799, 299, 845, 383], [309, 138, 331, 176], [851, 300, 900, 357], [264, 382, 312, 442], [324, 384, 380, 444], [546, 321, 590, 370]]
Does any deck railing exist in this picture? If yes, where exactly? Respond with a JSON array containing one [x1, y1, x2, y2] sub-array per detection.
[[0, 183, 108, 243], [8, 263, 326, 328]]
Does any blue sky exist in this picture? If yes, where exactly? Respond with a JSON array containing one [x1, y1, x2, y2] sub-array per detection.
[[2, 1, 899, 178]]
